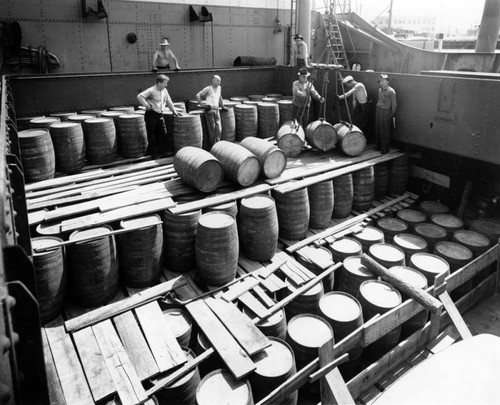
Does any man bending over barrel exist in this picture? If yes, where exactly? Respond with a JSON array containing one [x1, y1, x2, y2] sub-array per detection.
[[137, 74, 180, 158], [196, 75, 227, 147]]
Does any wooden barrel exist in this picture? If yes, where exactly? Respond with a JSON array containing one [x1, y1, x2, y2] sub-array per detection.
[[388, 155, 410, 195], [240, 137, 286, 179], [305, 120, 338, 152], [195, 212, 239, 286], [418, 200, 450, 219], [234, 104, 258, 140], [101, 111, 123, 145], [393, 233, 428, 263], [230, 96, 249, 103], [220, 101, 237, 142], [174, 147, 224, 192], [272, 186, 310, 240], [173, 114, 203, 151], [353, 226, 385, 252], [430, 214, 464, 238], [30, 117, 61, 130], [368, 243, 406, 268], [243, 100, 260, 106], [163, 209, 201, 272], [357, 280, 402, 361], [17, 116, 45, 131], [31, 237, 67, 324], [329, 237, 363, 263], [210, 141, 260, 187], [196, 369, 253, 405], [110, 106, 135, 114], [352, 167, 375, 211], [238, 195, 279, 261], [334, 122, 366, 156], [409, 252, 450, 285], [308, 180, 334, 229], [187, 99, 201, 112], [204, 196, 238, 218], [18, 129, 56, 182], [452, 230, 491, 257], [278, 100, 294, 126], [156, 347, 200, 405], [49, 122, 86, 174], [67, 114, 95, 124], [249, 337, 297, 404], [173, 102, 187, 113], [244, 307, 287, 341], [194, 332, 224, 377], [296, 246, 334, 291], [188, 109, 211, 150], [339, 256, 377, 297], [469, 219, 500, 244], [396, 209, 427, 231], [257, 102, 280, 139], [81, 109, 106, 117], [67, 226, 119, 307], [374, 162, 389, 200], [50, 112, 77, 121], [116, 215, 163, 288], [82, 118, 117, 164], [414, 223, 448, 250], [433, 241, 473, 272], [162, 308, 193, 348], [266, 93, 283, 99], [282, 279, 324, 320], [117, 114, 148, 158], [261, 97, 279, 103], [376, 217, 409, 242], [332, 174, 353, 218], [276, 120, 305, 158], [249, 94, 265, 101]]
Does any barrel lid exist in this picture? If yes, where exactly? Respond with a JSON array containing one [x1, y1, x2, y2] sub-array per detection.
[[68, 114, 95, 121], [330, 237, 362, 255], [229, 96, 249, 102], [120, 214, 160, 229], [84, 118, 112, 124], [266, 93, 283, 98], [235, 103, 257, 109], [31, 236, 63, 254], [198, 212, 234, 228], [163, 308, 193, 338], [390, 266, 428, 290], [377, 217, 409, 232], [410, 253, 450, 275], [50, 111, 77, 118], [369, 243, 405, 263], [414, 223, 447, 239], [431, 214, 464, 230], [319, 292, 362, 322], [452, 230, 491, 249], [393, 233, 428, 251], [252, 338, 294, 378], [396, 209, 427, 224], [101, 111, 123, 117], [419, 201, 449, 215], [343, 256, 375, 278], [50, 122, 80, 129], [257, 102, 278, 108], [30, 117, 60, 124], [469, 219, 500, 240], [354, 226, 385, 242], [110, 105, 134, 111], [434, 241, 473, 261], [287, 315, 333, 348], [118, 114, 143, 120], [196, 369, 251, 405], [261, 97, 279, 102], [69, 225, 112, 241], [18, 129, 49, 138], [241, 195, 274, 210], [359, 280, 402, 309], [223, 101, 238, 108], [277, 99, 293, 105]]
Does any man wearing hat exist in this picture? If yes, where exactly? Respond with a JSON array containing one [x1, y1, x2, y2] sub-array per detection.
[[375, 73, 397, 153], [152, 37, 180, 71], [292, 68, 325, 129], [291, 34, 310, 68], [338, 75, 369, 133]]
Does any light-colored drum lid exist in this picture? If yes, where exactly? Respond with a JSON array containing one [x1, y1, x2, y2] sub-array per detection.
[[287, 315, 333, 348], [319, 292, 361, 322], [120, 214, 161, 229], [69, 225, 112, 241], [369, 243, 405, 262], [198, 212, 234, 228], [390, 266, 428, 289], [343, 256, 375, 277], [241, 195, 274, 210], [252, 338, 294, 378], [331, 237, 362, 254], [410, 253, 450, 275], [393, 233, 428, 250], [359, 280, 402, 309], [196, 369, 251, 405], [434, 241, 473, 261]]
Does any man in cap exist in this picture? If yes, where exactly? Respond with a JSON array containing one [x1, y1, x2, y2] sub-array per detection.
[[375, 73, 397, 153], [196, 75, 227, 147], [152, 37, 180, 71], [291, 34, 310, 68], [292, 68, 325, 129], [338, 75, 369, 133]]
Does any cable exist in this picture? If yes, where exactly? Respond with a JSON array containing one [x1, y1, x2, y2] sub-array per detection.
[[105, 16, 113, 71]]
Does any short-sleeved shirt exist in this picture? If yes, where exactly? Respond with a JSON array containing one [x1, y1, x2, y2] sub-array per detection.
[[197, 85, 221, 109], [138, 85, 173, 114], [377, 86, 397, 115], [292, 80, 321, 108]]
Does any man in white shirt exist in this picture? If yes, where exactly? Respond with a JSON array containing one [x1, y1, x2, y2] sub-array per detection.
[[338, 75, 369, 133], [137, 74, 180, 157], [196, 75, 227, 147]]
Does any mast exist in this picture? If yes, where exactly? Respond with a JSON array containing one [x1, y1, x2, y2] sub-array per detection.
[[475, 0, 500, 53]]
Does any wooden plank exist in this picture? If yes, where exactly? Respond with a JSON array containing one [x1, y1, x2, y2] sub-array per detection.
[[65, 276, 187, 333], [411, 165, 451, 188], [238, 256, 287, 293], [205, 297, 271, 356], [238, 291, 270, 319], [277, 262, 306, 285], [252, 285, 275, 308], [28, 209, 47, 226], [186, 299, 256, 379], [221, 277, 261, 302], [113, 311, 160, 381], [44, 320, 94, 405], [439, 291, 473, 340], [92, 320, 147, 405], [135, 302, 187, 373], [41, 328, 67, 405]]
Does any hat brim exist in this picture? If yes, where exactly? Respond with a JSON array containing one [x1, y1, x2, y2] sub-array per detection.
[[298, 72, 311, 76], [160, 42, 170, 46]]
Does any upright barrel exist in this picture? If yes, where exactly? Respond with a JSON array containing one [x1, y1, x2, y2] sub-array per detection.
[[376, 217, 409, 242], [257, 102, 280, 139], [329, 237, 363, 263], [204, 196, 238, 218], [81, 109, 105, 117], [173, 114, 203, 151], [31, 237, 67, 324], [249, 94, 265, 101], [49, 122, 86, 174], [353, 226, 385, 252], [50, 112, 77, 121], [101, 111, 123, 147], [66, 226, 119, 307], [278, 99, 294, 125], [230, 96, 249, 103], [240, 137, 286, 179], [430, 214, 464, 238], [469, 218, 500, 244], [452, 230, 491, 257], [67, 114, 95, 124], [244, 307, 287, 341], [163, 308, 193, 348], [368, 243, 406, 268], [396, 209, 427, 231], [174, 147, 224, 193], [332, 174, 353, 218], [163, 210, 201, 272], [339, 256, 377, 298], [110, 106, 135, 114], [220, 101, 237, 142], [234, 103, 258, 140], [409, 252, 450, 285], [388, 155, 410, 195], [210, 141, 260, 186], [418, 201, 450, 219], [282, 280, 324, 320], [18, 129, 56, 182], [82, 118, 117, 164], [238, 195, 279, 261], [308, 180, 334, 229], [30, 117, 61, 130], [334, 122, 366, 156], [296, 246, 334, 291], [196, 369, 253, 405], [276, 120, 305, 158], [305, 120, 338, 151], [433, 241, 473, 272], [393, 233, 428, 263], [374, 162, 389, 200], [352, 167, 375, 211], [116, 215, 163, 288], [414, 223, 448, 250], [117, 114, 148, 158], [195, 212, 239, 286], [272, 186, 310, 240]]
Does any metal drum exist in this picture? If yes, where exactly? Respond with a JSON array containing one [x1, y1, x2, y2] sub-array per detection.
[[276, 120, 305, 158], [305, 119, 338, 152], [211, 141, 261, 187], [308, 180, 334, 229], [334, 122, 366, 156]]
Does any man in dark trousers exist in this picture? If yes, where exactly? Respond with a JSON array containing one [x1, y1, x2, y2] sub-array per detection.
[[375, 74, 397, 153], [338, 75, 369, 133], [137, 74, 180, 158], [292, 67, 325, 130]]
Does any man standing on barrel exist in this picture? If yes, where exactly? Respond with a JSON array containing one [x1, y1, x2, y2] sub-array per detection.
[[375, 74, 397, 154], [196, 75, 227, 148]]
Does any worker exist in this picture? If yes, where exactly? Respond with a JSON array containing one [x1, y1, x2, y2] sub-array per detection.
[[338, 75, 369, 133], [290, 34, 310, 68], [375, 73, 397, 154], [137, 74, 180, 158], [152, 38, 180, 71], [196, 75, 227, 147], [292, 68, 325, 129]]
